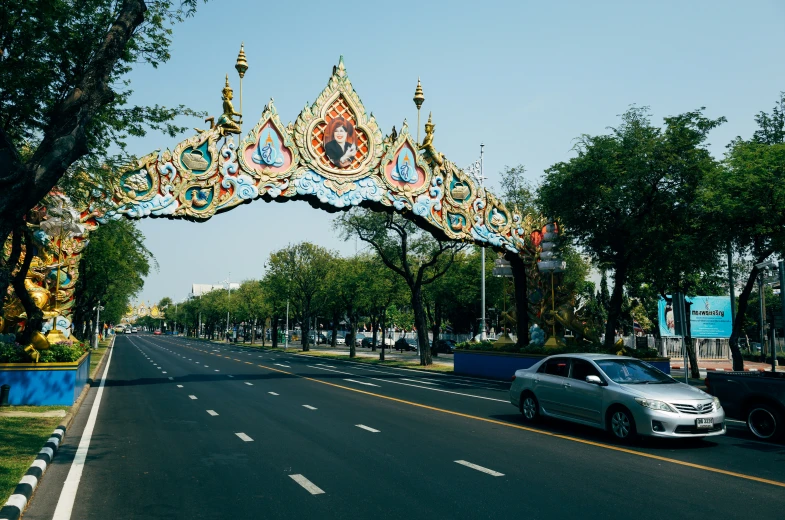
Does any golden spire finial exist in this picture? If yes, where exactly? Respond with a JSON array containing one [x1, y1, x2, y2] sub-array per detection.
[[235, 43, 248, 78], [224, 74, 230, 89], [413, 77, 425, 109], [426, 111, 433, 126]]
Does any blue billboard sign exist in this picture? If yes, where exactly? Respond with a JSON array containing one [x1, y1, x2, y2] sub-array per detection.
[[658, 296, 733, 338]]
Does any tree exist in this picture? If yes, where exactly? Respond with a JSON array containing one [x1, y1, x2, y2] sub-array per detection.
[[539, 106, 725, 349], [0, 0, 203, 310], [265, 243, 333, 351], [234, 281, 268, 344], [701, 93, 785, 369], [337, 208, 466, 365], [71, 219, 152, 338]]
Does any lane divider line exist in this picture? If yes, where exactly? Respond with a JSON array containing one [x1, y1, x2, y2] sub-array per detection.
[[188, 395, 198, 400], [356, 424, 380, 433], [206, 410, 219, 416], [50, 332, 117, 520], [289, 474, 325, 495], [343, 379, 379, 387], [235, 432, 253, 442], [302, 405, 317, 410], [455, 460, 505, 477]]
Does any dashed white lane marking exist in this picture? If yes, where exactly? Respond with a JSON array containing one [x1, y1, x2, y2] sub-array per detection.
[[214, 369, 220, 372], [228, 375, 234, 378], [401, 378, 437, 385], [454, 460, 504, 477], [274, 363, 291, 368], [302, 405, 317, 410], [206, 410, 219, 416], [244, 382, 253, 386], [356, 424, 380, 433], [343, 379, 380, 387], [157, 367, 162, 370], [168, 377, 174, 380], [189, 395, 198, 400], [177, 385, 183, 388], [268, 392, 279, 396], [235, 432, 253, 442], [162, 371, 167, 374], [289, 474, 325, 495], [204, 365, 209, 367], [317, 364, 337, 368]]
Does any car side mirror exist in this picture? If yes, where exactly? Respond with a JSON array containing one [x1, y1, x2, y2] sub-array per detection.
[[586, 375, 604, 385]]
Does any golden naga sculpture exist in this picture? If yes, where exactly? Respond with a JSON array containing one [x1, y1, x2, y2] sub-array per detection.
[[418, 112, 444, 167], [551, 303, 601, 344], [198, 75, 243, 136]]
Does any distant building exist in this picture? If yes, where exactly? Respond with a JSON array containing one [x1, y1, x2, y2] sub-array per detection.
[[190, 283, 240, 299]]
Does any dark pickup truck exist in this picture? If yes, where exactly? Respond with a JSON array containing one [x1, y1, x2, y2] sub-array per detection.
[[705, 371, 785, 441]]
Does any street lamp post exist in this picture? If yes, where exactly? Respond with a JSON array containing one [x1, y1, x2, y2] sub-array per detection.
[[93, 301, 104, 349], [284, 299, 289, 351], [465, 145, 487, 340], [224, 273, 233, 342]]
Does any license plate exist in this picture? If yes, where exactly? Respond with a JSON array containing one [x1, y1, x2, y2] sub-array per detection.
[[696, 418, 713, 429]]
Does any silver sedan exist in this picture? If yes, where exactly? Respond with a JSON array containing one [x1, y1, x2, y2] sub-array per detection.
[[509, 354, 725, 441]]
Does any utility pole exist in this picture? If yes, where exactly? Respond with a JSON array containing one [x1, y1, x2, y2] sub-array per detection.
[[225, 273, 232, 342], [479, 143, 486, 340], [93, 301, 104, 349], [284, 299, 289, 351]]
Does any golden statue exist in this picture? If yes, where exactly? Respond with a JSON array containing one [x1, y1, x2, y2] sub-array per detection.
[[419, 112, 444, 166], [216, 75, 243, 136]]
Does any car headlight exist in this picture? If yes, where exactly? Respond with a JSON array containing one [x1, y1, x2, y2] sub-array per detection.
[[634, 398, 677, 413], [712, 396, 722, 411]]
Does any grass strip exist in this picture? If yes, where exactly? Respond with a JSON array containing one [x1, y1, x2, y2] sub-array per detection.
[[0, 412, 68, 503]]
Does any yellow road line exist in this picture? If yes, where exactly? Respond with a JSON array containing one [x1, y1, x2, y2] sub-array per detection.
[[252, 362, 785, 489], [171, 344, 785, 488]]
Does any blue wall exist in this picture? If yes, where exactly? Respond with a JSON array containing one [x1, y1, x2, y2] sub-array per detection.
[[454, 351, 671, 381], [454, 351, 544, 380], [0, 353, 90, 406]]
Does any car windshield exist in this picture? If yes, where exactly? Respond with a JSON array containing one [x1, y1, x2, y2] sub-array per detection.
[[595, 359, 675, 384]]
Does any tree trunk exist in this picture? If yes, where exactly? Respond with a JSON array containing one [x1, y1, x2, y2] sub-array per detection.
[[349, 318, 356, 358], [13, 229, 43, 345], [302, 310, 311, 352], [331, 310, 339, 348], [430, 301, 442, 358], [411, 285, 432, 365], [730, 265, 760, 370], [371, 319, 378, 351], [250, 317, 256, 345], [507, 253, 529, 346], [272, 314, 279, 349], [604, 262, 628, 349]]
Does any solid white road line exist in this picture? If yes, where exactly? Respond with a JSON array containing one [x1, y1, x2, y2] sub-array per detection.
[[268, 392, 279, 396], [206, 410, 219, 416], [244, 382, 253, 386], [51, 336, 116, 520], [177, 385, 183, 388], [189, 395, 198, 400], [343, 379, 380, 387], [275, 363, 291, 368], [308, 365, 352, 375], [356, 424, 380, 433], [302, 405, 317, 410], [401, 378, 437, 385], [289, 474, 325, 495], [454, 460, 504, 477], [235, 432, 253, 442]]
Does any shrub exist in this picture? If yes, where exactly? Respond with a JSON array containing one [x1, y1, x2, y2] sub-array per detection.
[[0, 341, 28, 363], [455, 339, 664, 359], [37, 342, 88, 363]]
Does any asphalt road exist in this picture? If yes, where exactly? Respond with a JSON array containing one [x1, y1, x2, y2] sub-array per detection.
[[24, 333, 785, 519]]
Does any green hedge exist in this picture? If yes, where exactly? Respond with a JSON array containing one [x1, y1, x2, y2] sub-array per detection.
[[0, 340, 88, 363], [455, 340, 663, 360]]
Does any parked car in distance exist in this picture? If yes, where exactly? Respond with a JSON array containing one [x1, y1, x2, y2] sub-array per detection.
[[705, 371, 785, 441], [432, 339, 456, 354], [308, 332, 328, 344], [131, 327, 138, 333], [395, 337, 418, 352], [124, 327, 132, 334], [510, 354, 725, 442], [361, 337, 375, 348], [354, 333, 367, 347], [154, 330, 162, 335], [326, 332, 345, 345]]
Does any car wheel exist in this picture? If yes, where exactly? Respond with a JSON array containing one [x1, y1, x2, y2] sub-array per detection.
[[608, 407, 636, 441], [747, 404, 784, 441], [520, 393, 539, 422]]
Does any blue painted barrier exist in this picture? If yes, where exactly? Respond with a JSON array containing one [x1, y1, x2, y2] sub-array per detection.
[[0, 352, 91, 405], [454, 350, 671, 381]]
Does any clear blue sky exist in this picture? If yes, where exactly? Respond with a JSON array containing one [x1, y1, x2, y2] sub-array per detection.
[[125, 0, 785, 306]]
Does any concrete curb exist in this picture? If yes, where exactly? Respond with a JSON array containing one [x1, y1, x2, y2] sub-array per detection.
[[671, 365, 766, 372], [0, 335, 115, 520]]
